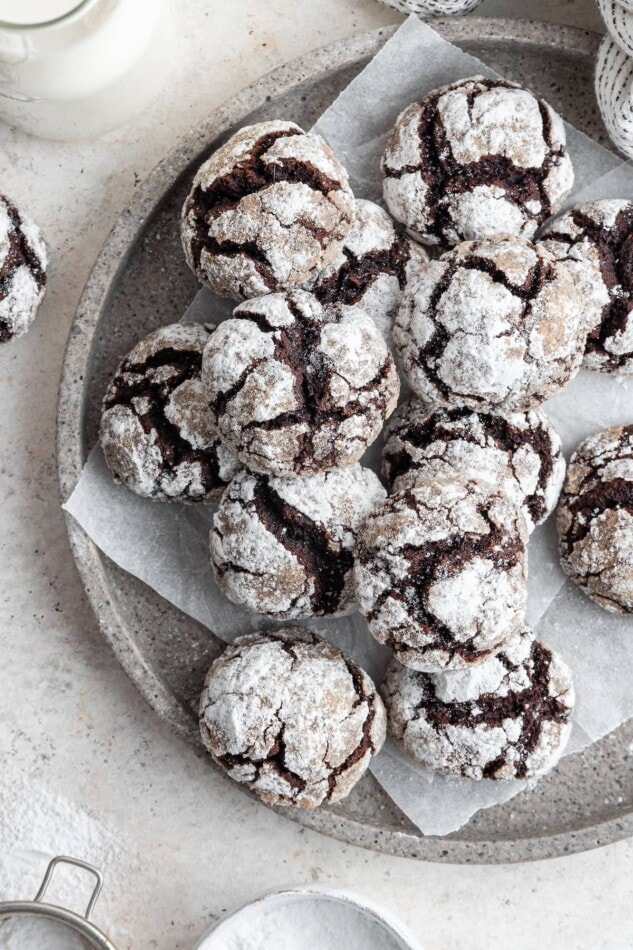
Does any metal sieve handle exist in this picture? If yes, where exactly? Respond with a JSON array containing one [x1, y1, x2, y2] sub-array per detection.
[[34, 856, 104, 921]]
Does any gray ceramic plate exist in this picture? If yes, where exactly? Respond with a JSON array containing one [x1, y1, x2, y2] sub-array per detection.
[[58, 18, 633, 864]]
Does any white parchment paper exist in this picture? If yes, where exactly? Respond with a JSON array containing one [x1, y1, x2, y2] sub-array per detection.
[[64, 17, 633, 835]]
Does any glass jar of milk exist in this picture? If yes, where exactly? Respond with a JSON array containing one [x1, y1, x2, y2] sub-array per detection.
[[0, 0, 173, 139]]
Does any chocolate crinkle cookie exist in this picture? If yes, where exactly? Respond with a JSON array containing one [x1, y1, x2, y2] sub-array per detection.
[[382, 397, 565, 533], [558, 424, 633, 614], [199, 627, 387, 808], [203, 289, 399, 477], [181, 120, 355, 300], [353, 477, 528, 672], [302, 199, 428, 340], [100, 323, 240, 501], [381, 76, 573, 246], [0, 193, 47, 343], [539, 199, 633, 374], [211, 464, 386, 618], [393, 235, 583, 413], [382, 626, 574, 781]]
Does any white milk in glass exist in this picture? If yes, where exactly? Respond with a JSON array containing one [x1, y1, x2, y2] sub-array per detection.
[[0, 0, 173, 138]]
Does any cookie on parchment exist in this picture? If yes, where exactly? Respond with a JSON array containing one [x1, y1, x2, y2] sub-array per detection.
[[354, 477, 528, 672], [100, 323, 240, 501], [381, 397, 565, 532], [303, 198, 428, 340], [202, 290, 399, 477], [199, 627, 386, 808], [558, 424, 633, 614], [211, 464, 386, 618], [540, 199, 633, 374], [182, 120, 355, 300], [382, 627, 574, 781], [392, 235, 583, 413], [381, 76, 573, 246]]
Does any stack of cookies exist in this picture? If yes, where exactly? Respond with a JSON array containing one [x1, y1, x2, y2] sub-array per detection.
[[99, 75, 633, 809]]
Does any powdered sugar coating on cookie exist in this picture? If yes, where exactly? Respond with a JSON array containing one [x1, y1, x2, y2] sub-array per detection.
[[382, 627, 574, 780], [539, 199, 633, 374], [382, 397, 565, 532], [393, 235, 583, 412], [211, 464, 386, 618], [202, 289, 400, 477], [0, 193, 47, 343], [181, 120, 355, 300], [199, 627, 387, 808], [302, 199, 428, 340], [381, 76, 573, 246], [100, 323, 241, 501], [558, 424, 633, 613], [354, 478, 528, 672]]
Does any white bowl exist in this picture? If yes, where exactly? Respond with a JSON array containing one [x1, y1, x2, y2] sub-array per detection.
[[195, 884, 423, 949]]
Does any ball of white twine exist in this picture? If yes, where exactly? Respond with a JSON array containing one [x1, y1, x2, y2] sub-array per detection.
[[375, 0, 483, 16], [595, 33, 633, 158], [598, 0, 633, 57]]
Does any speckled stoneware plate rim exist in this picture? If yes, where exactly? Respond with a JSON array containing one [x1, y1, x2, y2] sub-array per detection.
[[58, 18, 632, 864]]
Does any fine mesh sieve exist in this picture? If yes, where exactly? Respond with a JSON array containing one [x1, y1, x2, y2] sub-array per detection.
[[0, 855, 117, 949]]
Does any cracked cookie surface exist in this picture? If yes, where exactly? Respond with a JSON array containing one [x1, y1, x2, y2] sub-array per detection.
[[381, 76, 573, 246], [0, 192, 47, 343], [202, 289, 400, 477], [539, 199, 633, 374], [211, 464, 386, 618], [353, 477, 528, 672], [181, 120, 355, 300], [199, 627, 387, 808], [382, 397, 565, 532], [100, 323, 241, 501], [557, 424, 633, 613], [302, 198, 428, 340], [393, 235, 583, 412], [382, 626, 574, 780]]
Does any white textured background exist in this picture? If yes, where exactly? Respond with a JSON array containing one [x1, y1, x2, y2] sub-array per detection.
[[1, 2, 629, 948]]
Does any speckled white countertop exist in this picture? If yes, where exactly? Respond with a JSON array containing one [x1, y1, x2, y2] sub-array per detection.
[[1, 1, 630, 948]]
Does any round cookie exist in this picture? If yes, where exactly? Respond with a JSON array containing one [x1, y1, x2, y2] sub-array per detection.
[[181, 120, 355, 300], [393, 235, 583, 412], [353, 477, 528, 672], [558, 424, 633, 613], [202, 289, 400, 477], [0, 192, 47, 343], [381, 76, 573, 246], [382, 397, 565, 532], [302, 199, 428, 340], [539, 199, 633, 374], [100, 323, 240, 501], [211, 464, 386, 618], [199, 627, 387, 808], [381, 627, 574, 781]]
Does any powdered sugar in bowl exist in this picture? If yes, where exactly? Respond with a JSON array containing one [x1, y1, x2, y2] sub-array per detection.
[[195, 885, 422, 950]]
